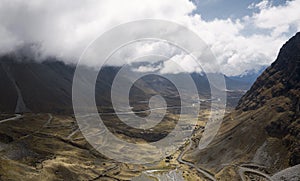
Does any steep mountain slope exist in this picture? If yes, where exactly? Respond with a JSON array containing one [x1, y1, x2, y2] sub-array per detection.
[[236, 31, 300, 166], [188, 32, 300, 178], [0, 63, 18, 112], [0, 56, 74, 113]]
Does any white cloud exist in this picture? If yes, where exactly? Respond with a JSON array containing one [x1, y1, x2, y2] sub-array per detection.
[[160, 53, 202, 74], [251, 0, 300, 37], [182, 0, 300, 75], [248, 0, 271, 10], [0, 0, 299, 76], [0, 0, 195, 62], [0, 26, 22, 54], [132, 64, 162, 73]]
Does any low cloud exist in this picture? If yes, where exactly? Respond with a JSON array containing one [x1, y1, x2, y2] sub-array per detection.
[[0, 0, 299, 76]]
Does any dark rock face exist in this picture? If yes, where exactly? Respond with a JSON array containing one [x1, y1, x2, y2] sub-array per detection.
[[237, 32, 300, 111], [237, 32, 300, 166]]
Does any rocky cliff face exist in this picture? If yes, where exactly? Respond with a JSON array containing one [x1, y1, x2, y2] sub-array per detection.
[[189, 33, 300, 178], [237, 32, 300, 166]]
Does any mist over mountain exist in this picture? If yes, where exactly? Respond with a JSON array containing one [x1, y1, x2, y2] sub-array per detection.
[[0, 52, 254, 114], [228, 66, 267, 86]]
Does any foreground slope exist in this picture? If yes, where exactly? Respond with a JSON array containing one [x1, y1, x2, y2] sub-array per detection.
[[187, 32, 300, 179]]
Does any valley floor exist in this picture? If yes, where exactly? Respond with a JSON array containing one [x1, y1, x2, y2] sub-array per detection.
[[0, 113, 299, 181]]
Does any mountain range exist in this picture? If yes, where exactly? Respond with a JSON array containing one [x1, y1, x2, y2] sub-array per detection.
[[0, 54, 254, 114]]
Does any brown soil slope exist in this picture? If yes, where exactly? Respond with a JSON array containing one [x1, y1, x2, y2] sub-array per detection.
[[188, 32, 300, 176]]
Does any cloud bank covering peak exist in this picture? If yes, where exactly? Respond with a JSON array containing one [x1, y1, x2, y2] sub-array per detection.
[[0, 0, 299, 76]]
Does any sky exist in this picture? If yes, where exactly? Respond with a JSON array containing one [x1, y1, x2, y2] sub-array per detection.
[[192, 0, 289, 20], [0, 0, 299, 76]]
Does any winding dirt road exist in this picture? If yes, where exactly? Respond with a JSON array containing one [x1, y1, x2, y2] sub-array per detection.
[[177, 138, 216, 181], [238, 165, 273, 181], [0, 114, 23, 124], [44, 113, 53, 127]]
